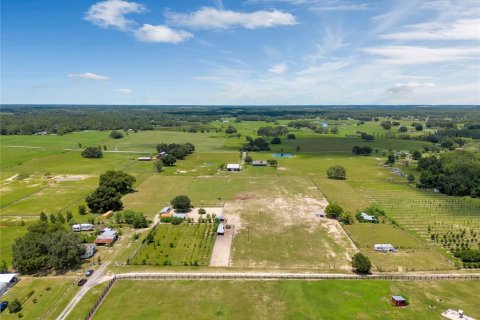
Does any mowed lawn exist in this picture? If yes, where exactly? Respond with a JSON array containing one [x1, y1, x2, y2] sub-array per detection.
[[1, 276, 80, 320], [91, 280, 480, 320]]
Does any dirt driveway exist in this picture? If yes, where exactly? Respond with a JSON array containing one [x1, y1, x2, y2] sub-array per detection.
[[210, 225, 235, 267]]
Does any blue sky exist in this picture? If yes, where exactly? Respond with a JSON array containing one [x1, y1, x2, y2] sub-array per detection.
[[1, 0, 479, 105]]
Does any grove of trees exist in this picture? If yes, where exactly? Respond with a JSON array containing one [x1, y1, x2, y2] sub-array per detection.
[[109, 130, 124, 139], [12, 219, 85, 274], [86, 170, 136, 212]]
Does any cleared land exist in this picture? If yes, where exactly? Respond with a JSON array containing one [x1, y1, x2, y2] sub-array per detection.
[[89, 279, 480, 320]]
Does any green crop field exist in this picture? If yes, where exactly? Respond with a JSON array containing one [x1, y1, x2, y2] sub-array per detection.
[[132, 223, 217, 266], [87, 279, 480, 320]]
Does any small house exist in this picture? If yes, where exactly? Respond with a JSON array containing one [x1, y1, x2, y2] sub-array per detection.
[[391, 295, 407, 307], [360, 212, 377, 222], [217, 224, 225, 235], [226, 164, 241, 171], [81, 244, 96, 259], [374, 244, 396, 253], [137, 156, 152, 161], [252, 160, 268, 166], [72, 224, 81, 232]]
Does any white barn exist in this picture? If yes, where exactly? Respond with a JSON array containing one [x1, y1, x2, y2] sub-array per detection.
[[226, 164, 241, 171]]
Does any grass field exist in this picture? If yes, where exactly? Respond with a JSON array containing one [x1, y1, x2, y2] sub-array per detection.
[[87, 279, 480, 320], [1, 276, 80, 320], [1, 121, 479, 272], [132, 223, 217, 266]]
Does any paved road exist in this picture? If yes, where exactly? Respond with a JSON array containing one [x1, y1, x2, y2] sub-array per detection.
[[56, 261, 110, 320]]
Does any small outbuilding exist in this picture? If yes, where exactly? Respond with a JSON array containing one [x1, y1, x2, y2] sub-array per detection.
[[0, 273, 19, 295], [160, 207, 171, 214], [252, 160, 268, 166], [217, 224, 225, 235], [81, 244, 97, 259], [94, 228, 118, 245], [226, 164, 241, 171], [374, 244, 396, 253], [391, 295, 407, 307], [360, 212, 377, 222], [137, 156, 152, 161]]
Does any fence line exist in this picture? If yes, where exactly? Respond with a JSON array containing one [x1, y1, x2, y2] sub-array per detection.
[[84, 277, 116, 320], [114, 273, 480, 281]]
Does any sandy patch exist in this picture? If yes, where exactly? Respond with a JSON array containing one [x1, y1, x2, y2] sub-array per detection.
[[175, 170, 188, 174], [235, 193, 256, 201], [188, 207, 224, 222], [54, 174, 94, 182], [277, 167, 286, 171], [5, 174, 19, 182]]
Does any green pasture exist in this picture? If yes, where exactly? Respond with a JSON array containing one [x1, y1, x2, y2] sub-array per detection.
[[132, 223, 216, 266], [1, 276, 80, 320], [89, 279, 480, 320], [0, 222, 29, 266]]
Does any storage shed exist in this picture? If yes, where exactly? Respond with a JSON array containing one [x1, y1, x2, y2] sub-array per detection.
[[81, 244, 96, 259], [226, 164, 241, 171], [374, 244, 396, 253], [252, 160, 268, 166], [391, 296, 407, 307]]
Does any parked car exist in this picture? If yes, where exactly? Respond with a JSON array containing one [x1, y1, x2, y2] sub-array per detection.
[[0, 301, 8, 312], [85, 269, 94, 277], [77, 278, 87, 286]]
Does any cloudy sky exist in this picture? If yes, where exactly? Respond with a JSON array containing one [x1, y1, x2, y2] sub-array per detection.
[[2, 0, 479, 105]]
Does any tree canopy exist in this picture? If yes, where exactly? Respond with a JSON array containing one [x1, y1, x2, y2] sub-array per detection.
[[109, 130, 124, 139], [85, 186, 123, 213], [81, 147, 103, 159], [99, 170, 136, 194], [12, 220, 85, 274], [171, 195, 192, 212], [351, 252, 372, 274]]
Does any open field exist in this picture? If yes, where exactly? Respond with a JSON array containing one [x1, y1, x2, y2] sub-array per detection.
[[1, 276, 80, 320], [1, 121, 479, 273], [86, 279, 480, 320], [132, 223, 217, 266]]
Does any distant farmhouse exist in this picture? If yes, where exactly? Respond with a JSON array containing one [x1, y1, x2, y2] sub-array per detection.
[[72, 223, 94, 232], [252, 160, 267, 166]]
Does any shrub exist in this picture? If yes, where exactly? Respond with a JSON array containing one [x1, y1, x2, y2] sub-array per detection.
[[81, 147, 103, 158], [109, 130, 124, 139], [9, 298, 22, 313], [325, 203, 344, 219], [351, 252, 371, 274], [198, 208, 206, 215], [270, 137, 281, 144], [327, 165, 346, 180], [287, 133, 296, 140], [244, 155, 253, 163]]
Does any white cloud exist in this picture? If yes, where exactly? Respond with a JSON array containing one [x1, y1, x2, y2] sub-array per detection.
[[165, 7, 297, 30], [269, 63, 288, 74], [67, 72, 109, 81], [362, 45, 480, 64], [381, 19, 480, 41], [387, 82, 435, 94], [134, 24, 193, 43], [115, 88, 132, 93], [85, 0, 145, 30]]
